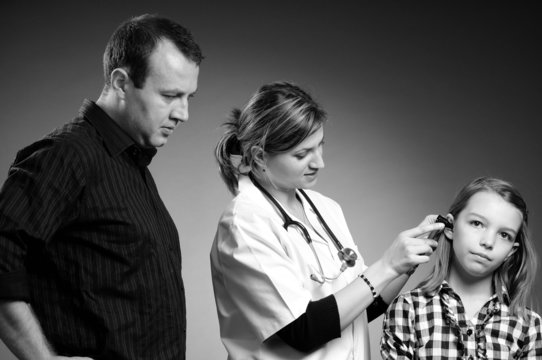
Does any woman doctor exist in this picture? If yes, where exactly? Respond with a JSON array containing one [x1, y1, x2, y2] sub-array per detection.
[[210, 81, 444, 359]]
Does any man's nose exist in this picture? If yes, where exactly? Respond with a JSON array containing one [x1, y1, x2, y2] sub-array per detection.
[[171, 99, 188, 123]]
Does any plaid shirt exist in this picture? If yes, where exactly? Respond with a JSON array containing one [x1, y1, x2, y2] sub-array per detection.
[[381, 281, 542, 359]]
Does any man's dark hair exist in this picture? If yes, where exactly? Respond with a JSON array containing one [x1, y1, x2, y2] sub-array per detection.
[[103, 14, 203, 88]]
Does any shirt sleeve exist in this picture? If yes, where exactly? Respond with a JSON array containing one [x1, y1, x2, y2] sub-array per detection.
[[276, 294, 341, 353], [213, 200, 314, 342], [367, 295, 389, 322], [0, 138, 85, 300], [521, 311, 542, 359], [380, 294, 416, 360]]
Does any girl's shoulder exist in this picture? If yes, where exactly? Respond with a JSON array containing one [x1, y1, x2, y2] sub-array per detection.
[[522, 307, 542, 325], [390, 286, 445, 311], [391, 287, 429, 305]]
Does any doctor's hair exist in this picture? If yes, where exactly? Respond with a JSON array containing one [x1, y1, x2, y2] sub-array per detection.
[[418, 176, 538, 318], [103, 13, 203, 89], [215, 81, 326, 195]]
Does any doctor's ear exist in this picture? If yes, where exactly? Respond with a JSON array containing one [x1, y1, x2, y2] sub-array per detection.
[[250, 146, 266, 169], [443, 214, 454, 240]]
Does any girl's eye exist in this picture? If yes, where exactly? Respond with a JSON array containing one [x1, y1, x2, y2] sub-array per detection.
[[500, 232, 512, 241], [295, 153, 307, 160]]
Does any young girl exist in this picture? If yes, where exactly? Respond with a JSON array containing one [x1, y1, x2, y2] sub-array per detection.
[[381, 177, 542, 359]]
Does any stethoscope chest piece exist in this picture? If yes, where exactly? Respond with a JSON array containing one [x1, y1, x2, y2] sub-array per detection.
[[338, 248, 357, 270]]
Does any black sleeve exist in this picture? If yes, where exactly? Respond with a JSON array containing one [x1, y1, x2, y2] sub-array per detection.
[[366, 295, 389, 322], [0, 271, 30, 301], [276, 295, 341, 353], [276, 294, 389, 353]]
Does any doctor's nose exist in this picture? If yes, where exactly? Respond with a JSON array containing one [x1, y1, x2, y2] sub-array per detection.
[[310, 152, 325, 169]]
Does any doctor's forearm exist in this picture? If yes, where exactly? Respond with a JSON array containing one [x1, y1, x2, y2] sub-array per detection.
[[380, 273, 409, 304], [335, 258, 397, 330]]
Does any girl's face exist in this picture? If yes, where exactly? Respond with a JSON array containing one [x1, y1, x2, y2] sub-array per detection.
[[449, 191, 521, 281], [263, 127, 325, 193]]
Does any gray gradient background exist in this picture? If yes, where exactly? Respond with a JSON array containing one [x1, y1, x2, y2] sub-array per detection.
[[1, 1, 541, 359]]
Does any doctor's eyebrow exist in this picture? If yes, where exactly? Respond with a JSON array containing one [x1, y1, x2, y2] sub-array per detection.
[[298, 137, 325, 151]]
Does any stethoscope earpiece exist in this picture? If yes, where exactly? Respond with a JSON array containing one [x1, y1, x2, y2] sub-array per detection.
[[310, 273, 323, 284]]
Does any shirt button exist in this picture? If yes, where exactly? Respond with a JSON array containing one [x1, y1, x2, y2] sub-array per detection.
[[467, 328, 473, 336]]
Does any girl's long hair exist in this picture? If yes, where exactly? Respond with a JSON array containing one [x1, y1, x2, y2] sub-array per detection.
[[419, 177, 538, 318]]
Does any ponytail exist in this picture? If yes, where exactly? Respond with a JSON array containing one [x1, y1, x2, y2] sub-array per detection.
[[215, 109, 244, 195]]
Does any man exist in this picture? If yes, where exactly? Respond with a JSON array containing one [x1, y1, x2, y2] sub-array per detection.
[[0, 14, 202, 360]]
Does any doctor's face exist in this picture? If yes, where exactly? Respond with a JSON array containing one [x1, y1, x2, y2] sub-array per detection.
[[264, 127, 325, 192]]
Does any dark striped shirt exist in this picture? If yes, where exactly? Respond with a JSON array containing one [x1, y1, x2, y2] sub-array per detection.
[[0, 100, 186, 359]]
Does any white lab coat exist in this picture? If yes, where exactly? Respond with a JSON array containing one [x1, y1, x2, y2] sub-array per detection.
[[210, 176, 371, 359]]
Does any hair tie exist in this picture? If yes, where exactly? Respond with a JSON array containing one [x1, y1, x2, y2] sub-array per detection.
[[229, 154, 251, 175]]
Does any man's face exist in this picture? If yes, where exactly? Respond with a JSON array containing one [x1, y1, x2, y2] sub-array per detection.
[[122, 39, 199, 148]]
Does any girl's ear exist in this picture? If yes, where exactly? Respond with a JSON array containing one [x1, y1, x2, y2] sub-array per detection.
[[505, 242, 519, 261], [443, 213, 454, 240]]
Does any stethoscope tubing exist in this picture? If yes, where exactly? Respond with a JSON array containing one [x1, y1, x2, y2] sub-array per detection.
[[248, 173, 344, 250]]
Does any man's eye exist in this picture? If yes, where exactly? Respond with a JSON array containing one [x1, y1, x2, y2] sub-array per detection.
[[470, 220, 483, 227]]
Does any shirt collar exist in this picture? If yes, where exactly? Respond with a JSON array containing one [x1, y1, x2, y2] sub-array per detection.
[[79, 99, 157, 167], [437, 280, 505, 308]]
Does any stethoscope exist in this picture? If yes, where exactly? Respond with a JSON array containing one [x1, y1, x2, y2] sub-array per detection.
[[249, 173, 357, 284]]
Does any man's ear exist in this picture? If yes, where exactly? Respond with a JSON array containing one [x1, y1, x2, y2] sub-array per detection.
[[110, 68, 130, 98], [250, 146, 266, 169], [443, 214, 454, 240]]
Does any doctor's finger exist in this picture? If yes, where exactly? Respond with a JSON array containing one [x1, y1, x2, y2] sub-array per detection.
[[408, 242, 437, 256], [402, 222, 445, 239], [417, 214, 440, 227]]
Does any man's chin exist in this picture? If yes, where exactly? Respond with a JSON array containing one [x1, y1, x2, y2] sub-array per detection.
[[149, 137, 168, 148]]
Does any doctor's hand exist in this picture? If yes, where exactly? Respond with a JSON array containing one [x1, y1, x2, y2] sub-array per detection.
[[380, 216, 444, 277]]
